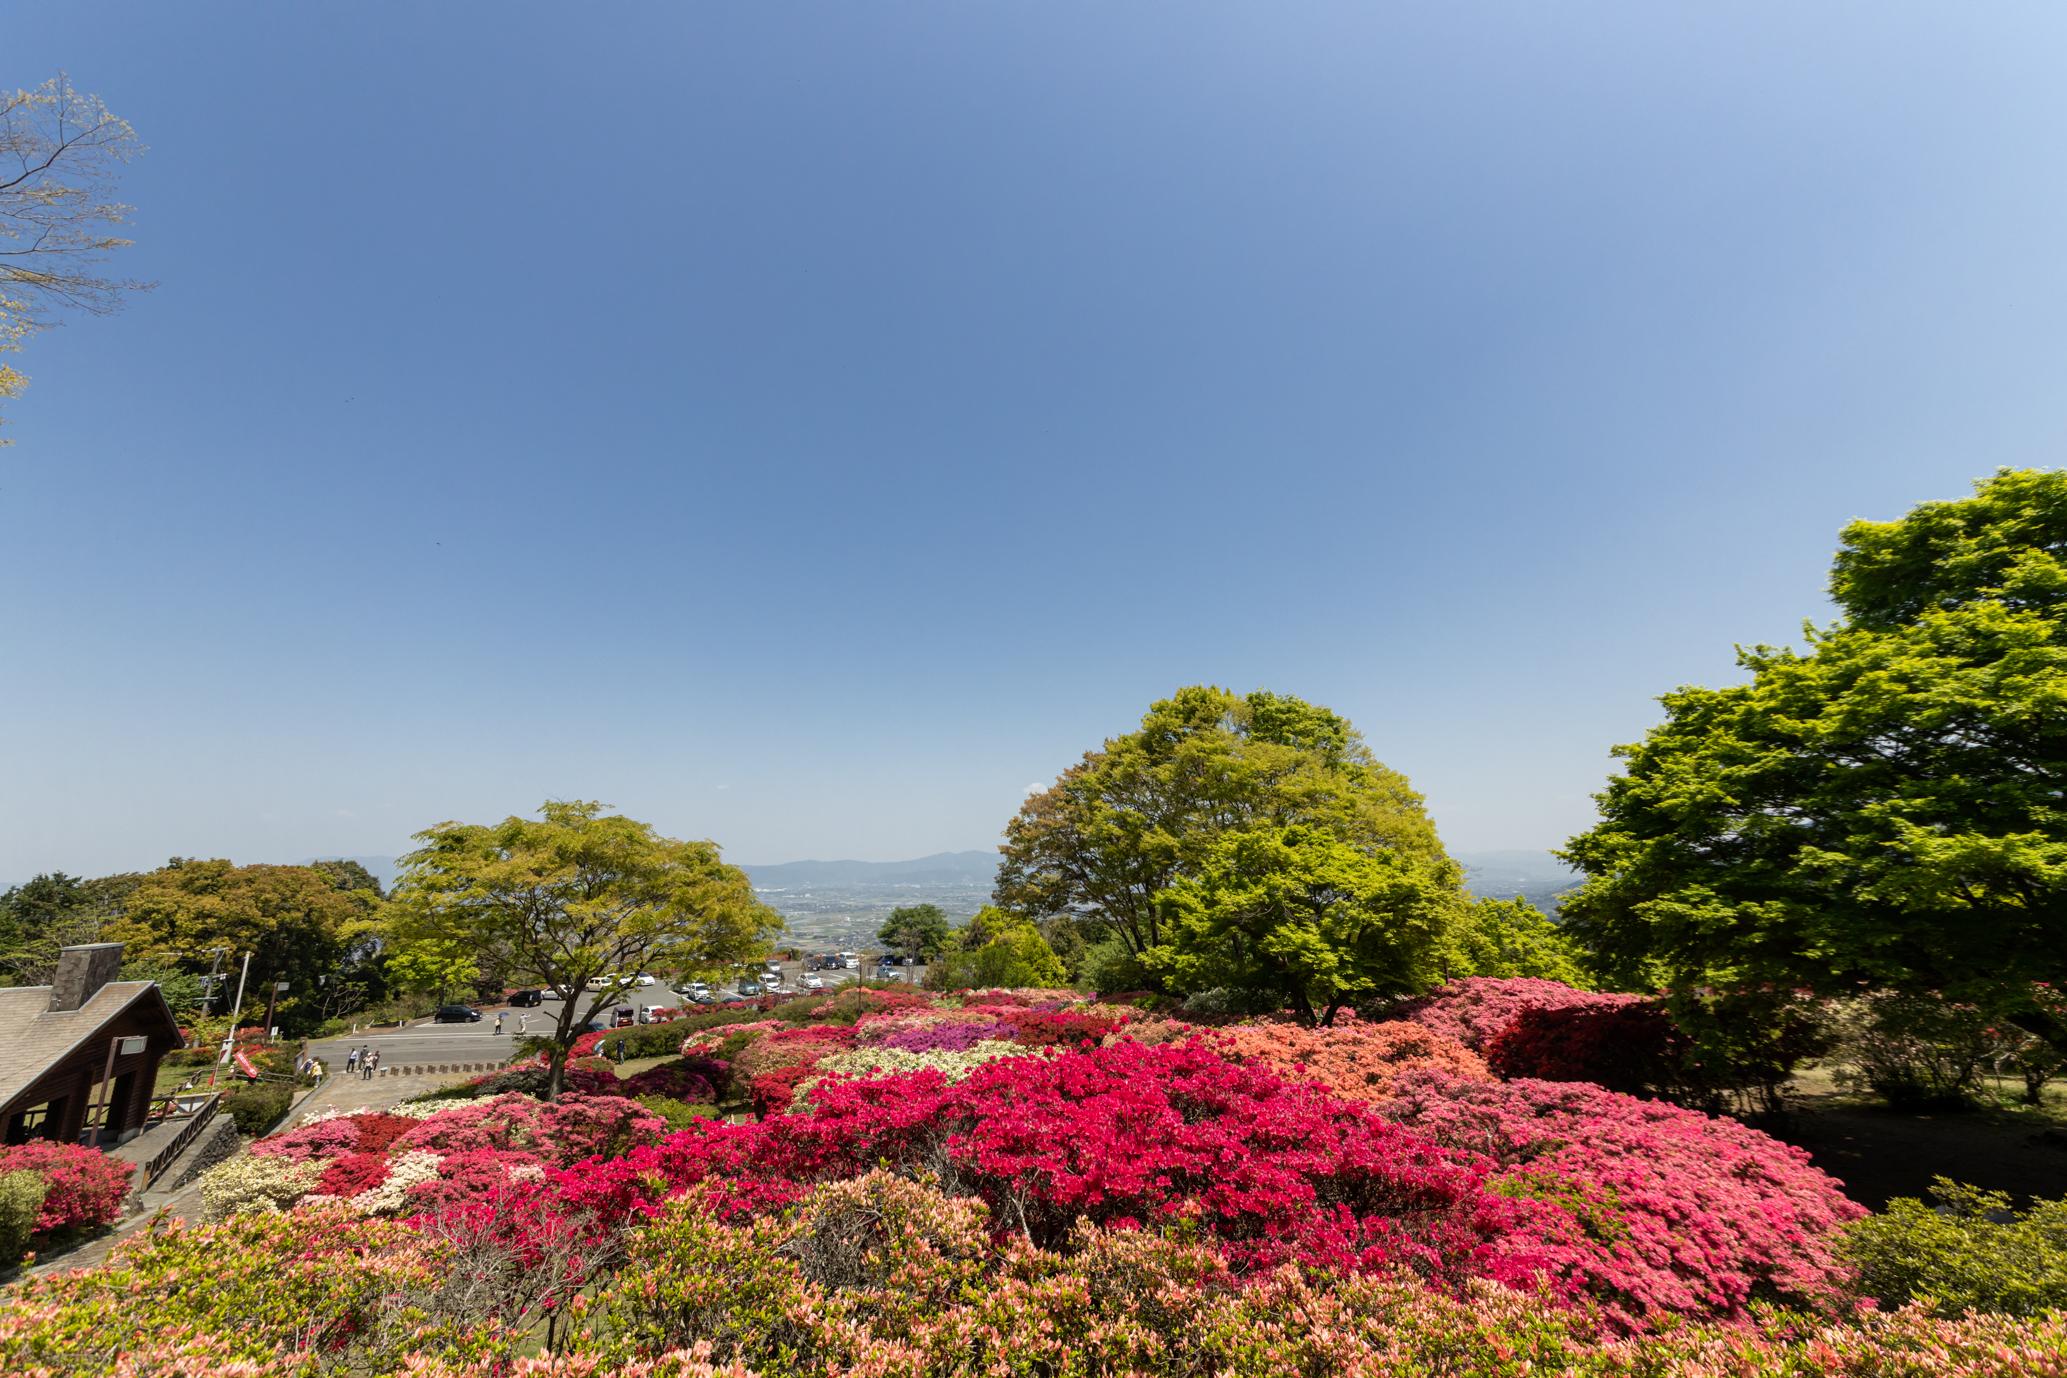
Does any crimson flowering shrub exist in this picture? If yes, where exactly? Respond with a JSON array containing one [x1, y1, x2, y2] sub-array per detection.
[[1379, 1070, 1866, 1330], [314, 1150, 394, 1197], [731, 1026, 856, 1079], [1394, 977, 1646, 1053], [748, 1064, 823, 1118], [553, 1040, 1570, 1291], [0, 1141, 132, 1235], [995, 1006, 1128, 1046], [1207, 1014, 1492, 1104], [1484, 1002, 1688, 1096], [397, 1148, 547, 1213]]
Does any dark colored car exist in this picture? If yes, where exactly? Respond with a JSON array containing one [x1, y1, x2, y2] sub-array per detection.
[[509, 989, 545, 1007], [433, 1004, 482, 1023]]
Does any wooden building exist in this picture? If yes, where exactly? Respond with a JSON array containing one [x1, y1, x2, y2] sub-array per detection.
[[0, 944, 185, 1146]]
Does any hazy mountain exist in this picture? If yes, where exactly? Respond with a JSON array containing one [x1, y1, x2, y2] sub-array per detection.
[[739, 851, 996, 888], [1454, 849, 1580, 913]]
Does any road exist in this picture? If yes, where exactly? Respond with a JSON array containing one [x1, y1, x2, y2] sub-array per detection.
[[306, 960, 927, 1067]]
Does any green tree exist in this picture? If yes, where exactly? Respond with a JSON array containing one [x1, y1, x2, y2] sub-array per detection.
[[1447, 897, 1590, 985], [925, 906, 1068, 990], [0, 870, 141, 985], [997, 686, 1455, 966], [876, 904, 951, 963], [1562, 469, 2067, 1050], [387, 800, 780, 1097], [0, 76, 150, 441], [1145, 825, 1457, 1024], [109, 861, 372, 1035]]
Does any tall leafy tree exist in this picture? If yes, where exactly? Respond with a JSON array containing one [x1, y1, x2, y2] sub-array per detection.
[[387, 800, 780, 1097], [1562, 469, 2067, 1047], [108, 860, 372, 1034], [1146, 825, 1457, 1024], [0, 870, 141, 985], [876, 903, 951, 962], [923, 906, 1069, 991], [998, 686, 1453, 960]]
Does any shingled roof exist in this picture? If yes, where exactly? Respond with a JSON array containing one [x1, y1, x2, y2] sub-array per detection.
[[0, 979, 184, 1111]]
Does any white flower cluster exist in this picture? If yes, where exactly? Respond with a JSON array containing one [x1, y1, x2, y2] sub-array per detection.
[[345, 1150, 444, 1216], [796, 1040, 1031, 1107], [199, 1154, 323, 1219]]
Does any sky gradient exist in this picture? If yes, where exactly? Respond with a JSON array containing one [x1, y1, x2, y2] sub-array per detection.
[[6, 5, 2067, 878]]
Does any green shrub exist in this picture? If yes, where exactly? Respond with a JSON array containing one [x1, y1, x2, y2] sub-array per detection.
[[1830, 992, 1996, 1108], [0, 1169, 48, 1264], [223, 1082, 293, 1136], [636, 1095, 720, 1132], [1842, 1178, 2067, 1316]]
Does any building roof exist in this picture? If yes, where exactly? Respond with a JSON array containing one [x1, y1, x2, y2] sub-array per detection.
[[0, 981, 184, 1112]]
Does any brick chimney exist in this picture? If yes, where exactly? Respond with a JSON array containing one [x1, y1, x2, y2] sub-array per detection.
[[50, 943, 124, 1013]]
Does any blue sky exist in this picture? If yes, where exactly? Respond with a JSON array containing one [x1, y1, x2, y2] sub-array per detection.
[[6, 5, 2066, 878]]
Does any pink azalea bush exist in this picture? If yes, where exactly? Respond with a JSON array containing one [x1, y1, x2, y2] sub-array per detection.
[[1379, 1069, 1866, 1329], [1206, 1013, 1492, 1104], [0, 1141, 133, 1235]]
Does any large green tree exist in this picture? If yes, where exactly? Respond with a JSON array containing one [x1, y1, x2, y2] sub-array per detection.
[[1145, 825, 1457, 1024], [998, 687, 1454, 959], [108, 860, 377, 1034], [1000, 687, 1497, 1012], [923, 906, 1069, 991], [0, 870, 141, 985], [387, 801, 780, 1097], [876, 904, 951, 963], [1562, 469, 2067, 1046]]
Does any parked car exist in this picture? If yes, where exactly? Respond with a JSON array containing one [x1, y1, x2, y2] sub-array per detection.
[[509, 989, 545, 1007], [632, 974, 657, 987], [433, 1004, 482, 1023], [738, 981, 764, 998], [802, 973, 824, 990]]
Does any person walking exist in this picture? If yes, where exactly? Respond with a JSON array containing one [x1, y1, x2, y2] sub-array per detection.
[[346, 1047, 360, 1074], [370, 1049, 381, 1075], [494, 1012, 505, 1035], [516, 1013, 529, 1035]]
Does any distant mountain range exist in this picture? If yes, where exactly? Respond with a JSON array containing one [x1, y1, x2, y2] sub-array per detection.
[[738, 851, 997, 888], [299, 847, 1577, 911]]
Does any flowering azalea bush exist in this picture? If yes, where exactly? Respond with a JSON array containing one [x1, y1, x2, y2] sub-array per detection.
[[1394, 977, 1647, 1052], [1483, 1000, 1688, 1096], [1379, 1069, 1866, 1329], [1206, 1013, 1491, 1103], [0, 1141, 133, 1236]]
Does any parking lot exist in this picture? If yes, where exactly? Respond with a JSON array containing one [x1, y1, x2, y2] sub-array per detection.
[[307, 955, 927, 1068]]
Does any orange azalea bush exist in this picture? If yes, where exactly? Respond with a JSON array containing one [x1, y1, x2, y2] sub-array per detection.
[[1205, 1013, 1491, 1103]]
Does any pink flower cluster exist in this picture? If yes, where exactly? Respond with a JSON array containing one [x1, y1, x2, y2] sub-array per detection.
[[242, 1093, 666, 1217], [1395, 977, 1649, 1052], [1379, 1069, 1866, 1330]]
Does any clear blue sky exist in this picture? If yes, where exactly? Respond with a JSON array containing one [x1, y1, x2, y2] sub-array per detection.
[[6, 5, 2066, 879]]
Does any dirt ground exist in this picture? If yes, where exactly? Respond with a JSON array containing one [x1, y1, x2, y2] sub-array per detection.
[[1760, 1068, 2067, 1208]]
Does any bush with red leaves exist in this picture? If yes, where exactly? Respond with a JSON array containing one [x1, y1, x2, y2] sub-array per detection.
[[619, 1056, 726, 1104], [1394, 978, 1647, 1053], [552, 1040, 1569, 1292], [0, 1141, 132, 1235], [1484, 1002, 1688, 1096]]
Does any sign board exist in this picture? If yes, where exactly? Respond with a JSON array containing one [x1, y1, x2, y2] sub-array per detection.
[[117, 1035, 148, 1055]]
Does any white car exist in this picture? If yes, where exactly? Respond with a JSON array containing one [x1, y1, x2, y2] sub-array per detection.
[[802, 973, 824, 990], [632, 974, 657, 987]]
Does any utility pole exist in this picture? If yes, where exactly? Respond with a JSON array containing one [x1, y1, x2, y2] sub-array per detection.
[[209, 951, 252, 1088]]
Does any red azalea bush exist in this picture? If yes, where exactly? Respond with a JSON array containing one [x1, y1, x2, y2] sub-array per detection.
[[398, 1148, 547, 1213], [996, 1006, 1128, 1046], [1484, 1001, 1689, 1096], [1378, 1070, 1866, 1330], [314, 1150, 394, 1197], [732, 1026, 857, 1079], [553, 1040, 1571, 1291], [1208, 1014, 1492, 1103], [1395, 977, 1647, 1052], [748, 1064, 823, 1118], [0, 1142, 132, 1235]]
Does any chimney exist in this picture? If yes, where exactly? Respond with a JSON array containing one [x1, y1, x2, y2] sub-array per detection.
[[50, 943, 125, 1013]]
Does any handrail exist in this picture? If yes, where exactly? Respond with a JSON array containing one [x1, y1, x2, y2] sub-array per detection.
[[140, 1092, 222, 1189]]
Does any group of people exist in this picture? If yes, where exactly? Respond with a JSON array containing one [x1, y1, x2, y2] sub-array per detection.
[[344, 1046, 382, 1079]]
